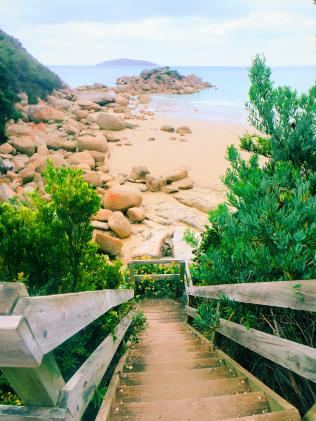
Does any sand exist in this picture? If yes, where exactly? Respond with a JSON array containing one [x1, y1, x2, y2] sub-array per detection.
[[108, 116, 248, 190]]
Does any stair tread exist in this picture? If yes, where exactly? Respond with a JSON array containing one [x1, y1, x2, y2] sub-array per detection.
[[106, 298, 298, 421], [111, 392, 269, 421], [120, 366, 236, 385], [116, 377, 249, 402], [224, 411, 300, 421], [128, 350, 217, 361], [123, 357, 223, 372]]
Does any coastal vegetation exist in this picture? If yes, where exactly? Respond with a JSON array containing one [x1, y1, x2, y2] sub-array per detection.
[[0, 164, 144, 418], [185, 55, 316, 414], [0, 29, 62, 142]]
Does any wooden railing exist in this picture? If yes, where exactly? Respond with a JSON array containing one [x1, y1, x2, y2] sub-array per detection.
[[128, 258, 187, 284], [0, 282, 134, 420], [186, 279, 316, 421]]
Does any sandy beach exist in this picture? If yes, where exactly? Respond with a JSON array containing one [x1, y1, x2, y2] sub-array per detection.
[[109, 115, 247, 189]]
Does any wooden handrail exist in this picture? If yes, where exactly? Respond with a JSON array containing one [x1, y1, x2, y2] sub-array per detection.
[[186, 305, 316, 383], [0, 283, 134, 420], [11, 288, 133, 358], [187, 280, 316, 312], [129, 258, 185, 265]]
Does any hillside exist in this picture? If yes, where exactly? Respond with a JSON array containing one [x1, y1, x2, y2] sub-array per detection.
[[0, 29, 63, 142], [97, 58, 158, 66]]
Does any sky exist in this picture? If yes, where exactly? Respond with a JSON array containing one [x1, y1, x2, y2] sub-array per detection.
[[0, 0, 315, 66]]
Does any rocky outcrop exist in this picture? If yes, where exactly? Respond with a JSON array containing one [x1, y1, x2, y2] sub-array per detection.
[[68, 151, 95, 169], [92, 209, 113, 222], [10, 136, 36, 156], [0, 183, 15, 202], [132, 228, 173, 259], [103, 185, 143, 211], [116, 67, 212, 95], [94, 231, 123, 256], [108, 211, 131, 238], [96, 113, 126, 131], [77, 135, 108, 153], [176, 126, 192, 135], [127, 207, 145, 222], [166, 167, 188, 183], [160, 125, 175, 133], [28, 105, 65, 122], [145, 175, 167, 192], [174, 188, 225, 213]]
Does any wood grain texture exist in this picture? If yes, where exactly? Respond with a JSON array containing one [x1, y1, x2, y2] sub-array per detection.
[[130, 259, 185, 265], [217, 318, 316, 383], [13, 289, 134, 354], [187, 280, 316, 312], [2, 353, 65, 406], [185, 305, 316, 383], [0, 404, 69, 420], [134, 274, 180, 281], [58, 312, 133, 421], [0, 283, 28, 315], [0, 315, 42, 367], [95, 352, 129, 421]]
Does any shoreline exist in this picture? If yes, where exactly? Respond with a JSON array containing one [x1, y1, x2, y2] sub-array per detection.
[[109, 114, 247, 189], [1, 77, 250, 262]]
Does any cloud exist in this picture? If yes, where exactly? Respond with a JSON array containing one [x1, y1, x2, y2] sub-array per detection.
[[0, 1, 315, 65]]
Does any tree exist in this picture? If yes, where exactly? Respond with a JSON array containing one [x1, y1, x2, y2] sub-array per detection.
[[0, 29, 63, 142], [0, 163, 123, 294], [187, 56, 316, 413]]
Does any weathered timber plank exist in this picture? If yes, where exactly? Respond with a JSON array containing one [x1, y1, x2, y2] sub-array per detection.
[[185, 319, 300, 417], [303, 402, 316, 421], [0, 316, 42, 367], [58, 312, 133, 421], [134, 274, 180, 281], [187, 280, 316, 312], [186, 305, 316, 383], [2, 353, 65, 407], [13, 289, 133, 354], [185, 305, 197, 318], [131, 259, 185, 265], [217, 318, 316, 383], [0, 405, 69, 420], [0, 283, 28, 315], [95, 352, 129, 421]]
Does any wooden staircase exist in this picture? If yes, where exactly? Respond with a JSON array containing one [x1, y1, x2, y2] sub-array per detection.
[[103, 298, 300, 421]]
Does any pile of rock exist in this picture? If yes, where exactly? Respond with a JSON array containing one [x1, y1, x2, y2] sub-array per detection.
[[116, 67, 212, 95], [128, 165, 194, 193], [93, 185, 145, 256]]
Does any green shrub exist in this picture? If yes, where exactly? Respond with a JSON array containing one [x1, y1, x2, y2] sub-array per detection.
[[0, 164, 128, 415], [0, 29, 62, 142], [132, 261, 185, 299], [187, 55, 316, 414]]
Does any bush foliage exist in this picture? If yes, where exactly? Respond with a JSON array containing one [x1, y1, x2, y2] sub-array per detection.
[[187, 56, 316, 414], [132, 261, 184, 299], [0, 164, 133, 418], [0, 29, 62, 142]]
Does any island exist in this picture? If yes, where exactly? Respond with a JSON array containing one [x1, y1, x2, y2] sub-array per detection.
[[97, 58, 158, 67]]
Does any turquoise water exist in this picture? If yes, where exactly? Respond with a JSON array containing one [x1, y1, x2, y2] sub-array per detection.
[[49, 65, 316, 123]]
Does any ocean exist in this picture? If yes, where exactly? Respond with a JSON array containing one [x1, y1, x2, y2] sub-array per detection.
[[49, 65, 316, 124]]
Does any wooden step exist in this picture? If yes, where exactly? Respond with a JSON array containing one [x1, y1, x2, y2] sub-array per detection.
[[130, 342, 213, 354], [116, 377, 249, 403], [120, 366, 236, 386], [224, 410, 300, 421], [123, 357, 224, 373], [137, 336, 201, 348], [110, 392, 270, 420], [128, 350, 217, 361], [145, 313, 186, 321]]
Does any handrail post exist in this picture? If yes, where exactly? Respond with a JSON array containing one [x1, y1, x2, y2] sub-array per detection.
[[0, 283, 65, 407]]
